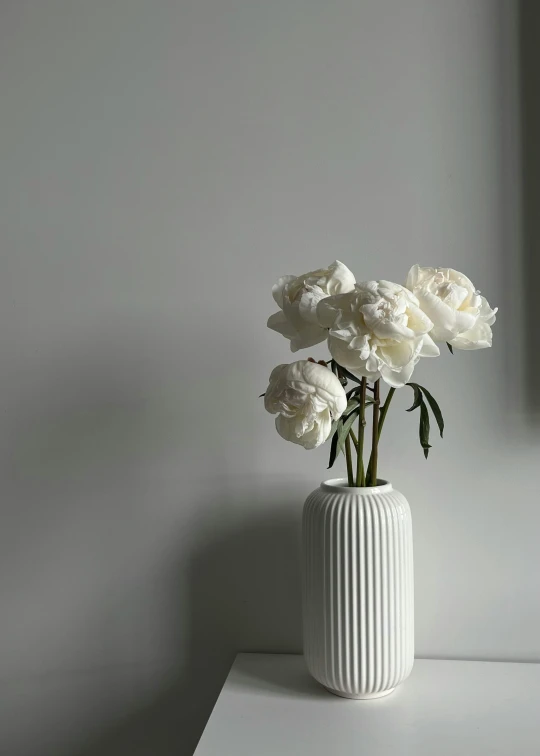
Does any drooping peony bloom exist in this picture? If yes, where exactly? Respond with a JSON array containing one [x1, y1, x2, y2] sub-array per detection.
[[264, 360, 347, 449], [267, 261, 356, 352], [405, 265, 497, 350], [317, 281, 440, 388]]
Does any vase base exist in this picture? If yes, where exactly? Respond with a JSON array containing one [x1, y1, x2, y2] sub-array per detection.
[[323, 686, 395, 700]]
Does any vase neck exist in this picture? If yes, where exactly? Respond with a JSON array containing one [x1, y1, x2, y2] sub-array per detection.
[[321, 478, 393, 495]]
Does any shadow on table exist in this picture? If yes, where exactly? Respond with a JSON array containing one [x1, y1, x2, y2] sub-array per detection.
[[61, 497, 303, 756], [228, 654, 329, 700]]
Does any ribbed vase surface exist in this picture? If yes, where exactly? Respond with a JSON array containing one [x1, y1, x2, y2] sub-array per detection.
[[302, 478, 414, 699]]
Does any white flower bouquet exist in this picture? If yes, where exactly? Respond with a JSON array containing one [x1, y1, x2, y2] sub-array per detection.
[[263, 262, 497, 486]]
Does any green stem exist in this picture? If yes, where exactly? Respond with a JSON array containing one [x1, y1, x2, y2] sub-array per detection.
[[345, 435, 354, 486], [369, 380, 381, 486], [377, 386, 395, 439], [356, 377, 367, 487], [366, 386, 396, 482]]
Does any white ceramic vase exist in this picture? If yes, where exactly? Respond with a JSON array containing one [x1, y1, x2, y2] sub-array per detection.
[[302, 478, 414, 699]]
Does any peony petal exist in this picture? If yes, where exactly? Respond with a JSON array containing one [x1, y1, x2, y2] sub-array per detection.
[[405, 264, 436, 291], [301, 361, 347, 407], [267, 311, 298, 341], [415, 291, 475, 342], [312, 408, 333, 448], [277, 296, 327, 351], [370, 317, 416, 342], [446, 268, 477, 298], [297, 285, 327, 324], [377, 339, 417, 370], [316, 291, 355, 328], [365, 351, 379, 374], [325, 260, 356, 295], [290, 324, 327, 352], [379, 358, 417, 388], [419, 333, 440, 357], [452, 307, 478, 335], [450, 320, 493, 350], [273, 391, 334, 449], [405, 303, 434, 335], [271, 275, 296, 308], [441, 283, 469, 310], [349, 334, 370, 351], [264, 364, 289, 414], [328, 336, 381, 382], [479, 296, 498, 326], [331, 328, 354, 342], [275, 415, 296, 443]]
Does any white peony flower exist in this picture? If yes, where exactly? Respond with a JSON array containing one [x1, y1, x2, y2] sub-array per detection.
[[264, 360, 347, 449], [405, 265, 497, 349], [318, 281, 440, 388], [267, 260, 356, 352]]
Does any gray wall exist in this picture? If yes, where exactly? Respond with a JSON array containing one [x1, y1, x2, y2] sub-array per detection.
[[0, 1, 532, 755]]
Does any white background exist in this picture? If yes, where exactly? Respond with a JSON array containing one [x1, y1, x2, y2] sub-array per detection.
[[0, 1, 534, 755]]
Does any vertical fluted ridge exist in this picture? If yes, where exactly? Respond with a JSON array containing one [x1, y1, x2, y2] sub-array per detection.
[[302, 483, 414, 699]]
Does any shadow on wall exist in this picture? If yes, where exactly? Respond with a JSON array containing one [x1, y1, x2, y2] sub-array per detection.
[[63, 502, 302, 756], [520, 0, 540, 414], [0, 316, 303, 756]]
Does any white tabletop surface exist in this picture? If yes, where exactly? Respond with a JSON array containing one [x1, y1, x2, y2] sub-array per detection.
[[193, 653, 540, 755]]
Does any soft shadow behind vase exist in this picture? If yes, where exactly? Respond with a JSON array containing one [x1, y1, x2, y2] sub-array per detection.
[[302, 478, 414, 699]]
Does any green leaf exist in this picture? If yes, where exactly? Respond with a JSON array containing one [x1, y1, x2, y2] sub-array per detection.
[[341, 399, 360, 421], [446, 342, 454, 354], [327, 419, 343, 469], [259, 393, 265, 398], [419, 401, 432, 459], [418, 385, 444, 438], [329, 418, 340, 437], [409, 382, 444, 438], [336, 409, 360, 457], [343, 397, 360, 416], [343, 396, 375, 417], [406, 384, 423, 412], [406, 383, 442, 458]]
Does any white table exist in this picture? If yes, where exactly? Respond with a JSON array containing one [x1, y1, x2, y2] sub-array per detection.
[[194, 653, 540, 755]]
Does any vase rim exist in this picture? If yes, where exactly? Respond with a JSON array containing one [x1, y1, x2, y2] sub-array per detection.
[[321, 478, 393, 494]]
